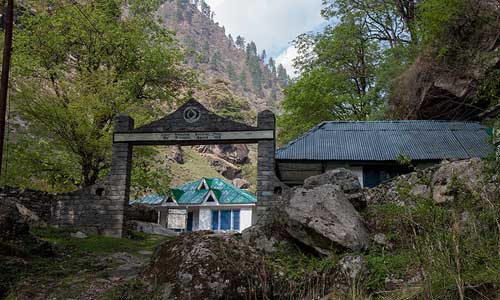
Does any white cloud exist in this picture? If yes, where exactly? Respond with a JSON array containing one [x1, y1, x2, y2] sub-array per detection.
[[276, 45, 299, 78], [205, 0, 323, 58]]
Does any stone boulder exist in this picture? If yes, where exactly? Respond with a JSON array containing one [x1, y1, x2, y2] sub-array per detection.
[[0, 200, 30, 241], [243, 169, 369, 256], [232, 178, 251, 190], [0, 200, 54, 258], [126, 221, 178, 237], [304, 169, 365, 209], [205, 154, 242, 180], [143, 231, 268, 300], [196, 144, 249, 164], [365, 159, 494, 206], [284, 183, 369, 255], [167, 145, 184, 164]]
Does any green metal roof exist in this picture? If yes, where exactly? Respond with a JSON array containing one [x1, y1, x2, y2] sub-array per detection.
[[171, 178, 256, 205]]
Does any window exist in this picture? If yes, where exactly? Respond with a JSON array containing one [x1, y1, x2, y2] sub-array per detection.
[[211, 209, 241, 231]]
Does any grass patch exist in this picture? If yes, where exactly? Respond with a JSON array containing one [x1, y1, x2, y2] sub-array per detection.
[[31, 226, 169, 255]]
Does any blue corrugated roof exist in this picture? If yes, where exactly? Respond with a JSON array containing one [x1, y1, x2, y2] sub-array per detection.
[[276, 121, 493, 161]]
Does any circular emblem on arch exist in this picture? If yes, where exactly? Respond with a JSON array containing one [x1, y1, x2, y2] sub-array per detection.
[[183, 106, 201, 123]]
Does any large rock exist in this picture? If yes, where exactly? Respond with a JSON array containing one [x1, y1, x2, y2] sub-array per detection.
[[0, 200, 54, 258], [205, 154, 242, 180], [304, 169, 365, 209], [0, 200, 30, 241], [196, 144, 249, 164], [143, 231, 267, 300], [126, 221, 178, 237], [365, 159, 494, 206], [243, 169, 369, 256], [167, 145, 184, 164], [284, 183, 369, 255], [232, 178, 251, 189]]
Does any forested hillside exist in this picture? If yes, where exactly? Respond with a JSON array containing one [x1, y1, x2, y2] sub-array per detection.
[[159, 0, 289, 112]]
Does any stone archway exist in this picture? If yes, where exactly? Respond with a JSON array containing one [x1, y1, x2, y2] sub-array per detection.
[[53, 99, 282, 237]]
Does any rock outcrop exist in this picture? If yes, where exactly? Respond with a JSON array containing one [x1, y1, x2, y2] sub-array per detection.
[[0, 200, 54, 258], [204, 153, 242, 180], [365, 158, 495, 206], [244, 169, 369, 256], [196, 144, 250, 165], [143, 231, 268, 300], [390, 0, 499, 121], [232, 178, 251, 189], [167, 145, 184, 164]]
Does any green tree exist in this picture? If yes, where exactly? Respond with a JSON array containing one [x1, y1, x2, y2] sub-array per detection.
[[279, 17, 382, 143], [226, 62, 237, 81], [8, 0, 193, 191], [235, 35, 245, 49], [210, 51, 222, 71], [268, 57, 277, 77], [277, 64, 289, 85], [239, 71, 248, 90], [322, 0, 418, 47]]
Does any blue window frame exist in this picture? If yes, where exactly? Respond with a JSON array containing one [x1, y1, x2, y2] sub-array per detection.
[[211, 210, 219, 230], [211, 209, 242, 231], [232, 209, 240, 231], [220, 210, 231, 230]]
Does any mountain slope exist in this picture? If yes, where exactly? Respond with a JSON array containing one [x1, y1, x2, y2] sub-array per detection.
[[158, 0, 289, 113]]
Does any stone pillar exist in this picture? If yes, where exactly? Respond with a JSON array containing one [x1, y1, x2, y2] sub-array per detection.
[[105, 114, 134, 237], [256, 110, 276, 223]]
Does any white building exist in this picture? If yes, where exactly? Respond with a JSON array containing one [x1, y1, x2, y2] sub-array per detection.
[[131, 178, 256, 233]]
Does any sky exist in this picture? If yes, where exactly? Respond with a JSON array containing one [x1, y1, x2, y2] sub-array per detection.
[[205, 0, 325, 77]]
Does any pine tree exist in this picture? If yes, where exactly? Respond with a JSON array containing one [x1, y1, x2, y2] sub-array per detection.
[[210, 51, 222, 71], [268, 57, 277, 77], [239, 71, 247, 89], [200, 0, 210, 17], [277, 64, 289, 85], [271, 87, 278, 100], [260, 50, 267, 62], [228, 34, 234, 48], [176, 0, 184, 21], [246, 41, 257, 59], [235, 35, 245, 49], [227, 63, 237, 81]]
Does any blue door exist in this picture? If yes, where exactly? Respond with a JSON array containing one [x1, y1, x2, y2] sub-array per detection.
[[220, 210, 231, 230], [187, 212, 193, 232], [211, 210, 219, 230]]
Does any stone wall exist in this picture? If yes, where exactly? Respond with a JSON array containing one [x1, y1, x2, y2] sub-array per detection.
[[0, 187, 55, 222], [51, 115, 133, 237]]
